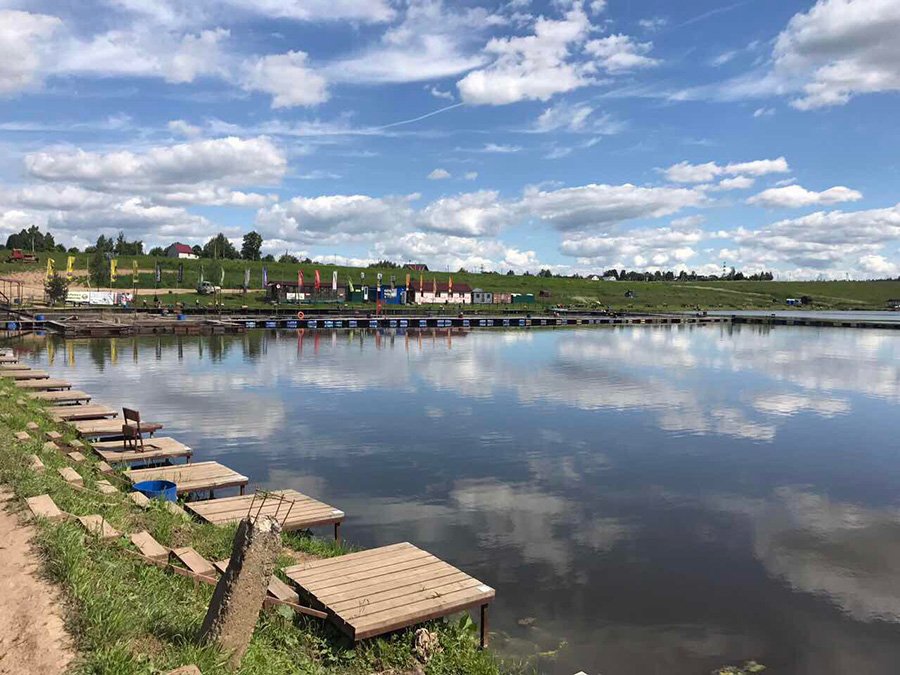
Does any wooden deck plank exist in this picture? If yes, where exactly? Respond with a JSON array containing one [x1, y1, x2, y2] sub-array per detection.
[[72, 418, 162, 439], [171, 547, 215, 576], [14, 379, 72, 390], [184, 490, 342, 531], [77, 514, 120, 540], [284, 543, 494, 642], [49, 404, 117, 421], [30, 390, 92, 403], [4, 370, 50, 380], [124, 462, 247, 495], [26, 494, 65, 521], [0, 363, 28, 370], [92, 437, 192, 464]]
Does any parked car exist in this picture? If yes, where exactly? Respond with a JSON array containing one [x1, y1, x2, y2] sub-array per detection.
[[197, 280, 221, 295]]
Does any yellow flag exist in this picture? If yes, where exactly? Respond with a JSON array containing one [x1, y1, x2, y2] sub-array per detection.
[[46, 257, 54, 280], [66, 341, 75, 366], [132, 259, 139, 283], [66, 256, 75, 280], [47, 338, 55, 366], [110, 259, 118, 283], [110, 338, 118, 365]]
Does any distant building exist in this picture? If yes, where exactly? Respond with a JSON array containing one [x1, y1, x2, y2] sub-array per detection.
[[265, 281, 345, 304], [471, 288, 493, 304], [411, 281, 472, 304], [493, 292, 512, 304], [602, 275, 618, 281], [166, 243, 198, 259], [587, 275, 601, 281], [887, 299, 900, 309], [405, 263, 429, 272], [786, 298, 802, 306], [511, 293, 535, 304]]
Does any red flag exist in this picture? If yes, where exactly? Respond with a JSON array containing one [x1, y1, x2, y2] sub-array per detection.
[[298, 269, 303, 289], [314, 269, 321, 290], [448, 276, 453, 294]]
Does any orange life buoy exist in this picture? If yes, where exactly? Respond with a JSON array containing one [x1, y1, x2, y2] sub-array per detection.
[[297, 311, 305, 320]]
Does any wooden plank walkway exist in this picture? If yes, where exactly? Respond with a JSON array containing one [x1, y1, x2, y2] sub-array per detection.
[[184, 490, 344, 538], [15, 378, 73, 391], [5, 369, 50, 380], [30, 390, 92, 404], [0, 356, 18, 364], [125, 461, 248, 496], [49, 404, 117, 421], [92, 437, 192, 465], [283, 542, 495, 645], [0, 363, 30, 370], [71, 418, 162, 439]]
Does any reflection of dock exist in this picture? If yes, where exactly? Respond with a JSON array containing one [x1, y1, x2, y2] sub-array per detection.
[[730, 314, 900, 330]]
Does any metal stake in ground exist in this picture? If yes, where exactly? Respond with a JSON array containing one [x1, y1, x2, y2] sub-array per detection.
[[199, 515, 282, 670]]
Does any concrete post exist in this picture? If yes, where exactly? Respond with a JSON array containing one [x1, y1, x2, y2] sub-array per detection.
[[199, 515, 282, 670]]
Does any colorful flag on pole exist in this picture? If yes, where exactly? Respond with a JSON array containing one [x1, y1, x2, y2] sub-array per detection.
[[405, 273, 411, 289], [448, 276, 453, 294], [244, 268, 250, 289], [219, 266, 225, 286], [46, 257, 54, 281], [110, 259, 118, 283], [314, 269, 321, 290], [432, 277, 437, 295], [348, 276, 355, 293], [298, 269, 303, 289], [332, 270, 337, 291], [419, 273, 424, 293], [66, 256, 75, 280], [132, 259, 139, 284], [155, 261, 161, 284], [199, 264, 204, 284], [262, 265, 268, 288], [177, 263, 184, 283]]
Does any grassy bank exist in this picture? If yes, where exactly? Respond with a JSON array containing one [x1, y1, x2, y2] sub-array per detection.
[[0, 380, 516, 674], [4, 251, 900, 312]]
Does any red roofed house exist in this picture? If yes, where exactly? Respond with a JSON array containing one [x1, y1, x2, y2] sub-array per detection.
[[165, 242, 198, 259]]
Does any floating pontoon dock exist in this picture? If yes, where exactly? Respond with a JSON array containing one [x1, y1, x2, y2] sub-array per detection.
[[0, 363, 30, 371], [30, 389, 92, 404], [15, 378, 73, 391], [49, 404, 117, 421], [5, 369, 50, 380], [125, 461, 248, 496], [185, 489, 344, 538], [71, 418, 162, 439], [283, 542, 494, 647], [92, 437, 192, 465]]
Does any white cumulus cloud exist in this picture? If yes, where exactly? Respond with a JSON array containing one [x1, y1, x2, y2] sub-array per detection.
[[748, 185, 863, 208]]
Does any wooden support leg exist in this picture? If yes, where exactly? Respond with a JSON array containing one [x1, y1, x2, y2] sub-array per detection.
[[334, 522, 341, 544], [479, 604, 489, 649], [239, 485, 245, 495]]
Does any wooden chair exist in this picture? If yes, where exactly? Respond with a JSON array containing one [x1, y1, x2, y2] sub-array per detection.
[[122, 408, 145, 451]]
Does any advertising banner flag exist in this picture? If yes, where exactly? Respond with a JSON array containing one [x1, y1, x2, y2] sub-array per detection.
[[155, 262, 161, 284], [332, 270, 337, 291], [132, 259, 139, 284], [177, 263, 184, 283], [314, 269, 321, 290], [448, 276, 453, 294], [110, 259, 118, 283], [66, 256, 75, 280], [297, 269, 303, 289], [262, 266, 268, 288], [46, 257, 54, 280]]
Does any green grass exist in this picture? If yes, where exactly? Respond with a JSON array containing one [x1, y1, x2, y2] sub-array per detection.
[[0, 381, 530, 675], [4, 249, 900, 312]]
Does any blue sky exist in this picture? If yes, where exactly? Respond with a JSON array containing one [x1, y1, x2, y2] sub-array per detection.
[[1, 0, 899, 278]]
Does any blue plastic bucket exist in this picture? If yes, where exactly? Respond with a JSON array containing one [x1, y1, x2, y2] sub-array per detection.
[[132, 480, 177, 502], [177, 314, 186, 321], [35, 314, 45, 321]]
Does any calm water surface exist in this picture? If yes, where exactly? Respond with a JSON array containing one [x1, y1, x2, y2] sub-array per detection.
[[19, 324, 900, 674]]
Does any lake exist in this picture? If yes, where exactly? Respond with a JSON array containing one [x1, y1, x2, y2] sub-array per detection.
[[19, 324, 900, 674]]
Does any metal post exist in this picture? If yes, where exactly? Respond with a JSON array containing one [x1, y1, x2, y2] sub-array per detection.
[[334, 522, 341, 544], [479, 604, 489, 649]]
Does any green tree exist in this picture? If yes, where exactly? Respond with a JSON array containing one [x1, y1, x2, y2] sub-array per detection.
[[241, 231, 263, 260], [278, 253, 298, 264], [44, 273, 70, 304], [148, 246, 164, 256], [5, 225, 56, 252], [114, 231, 144, 255], [88, 248, 110, 287], [202, 233, 239, 259]]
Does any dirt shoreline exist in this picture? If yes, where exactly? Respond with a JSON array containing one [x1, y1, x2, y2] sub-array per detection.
[[0, 490, 74, 675]]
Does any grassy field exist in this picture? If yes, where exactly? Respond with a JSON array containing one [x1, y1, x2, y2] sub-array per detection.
[[0, 380, 526, 675], [3, 250, 900, 312]]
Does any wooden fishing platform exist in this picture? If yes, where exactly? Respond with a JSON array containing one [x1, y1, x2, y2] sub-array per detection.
[[30, 389, 92, 404], [71, 418, 162, 439], [92, 437, 192, 465], [0, 363, 29, 371], [4, 369, 50, 380], [184, 490, 344, 538], [49, 404, 117, 421], [283, 542, 495, 646], [125, 461, 248, 496], [14, 378, 72, 391], [0, 357, 19, 364]]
